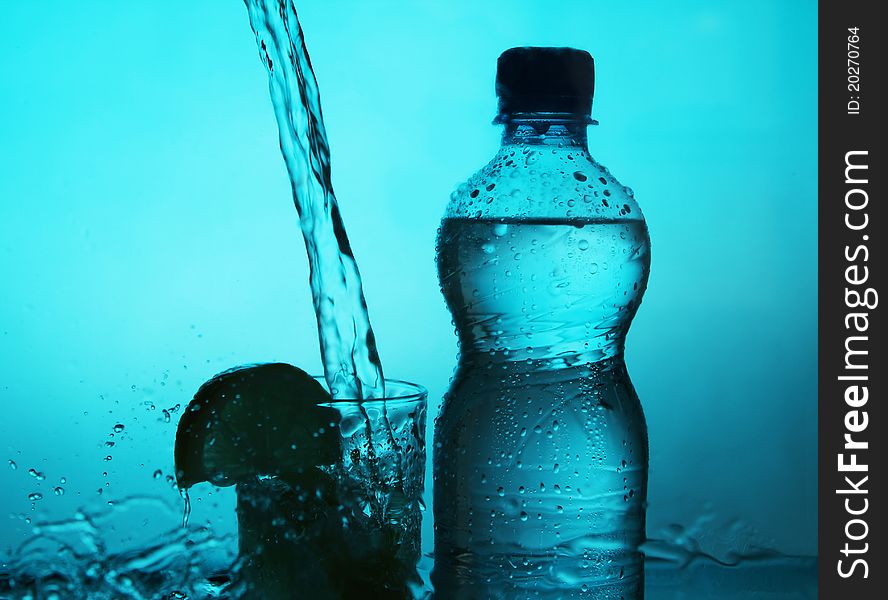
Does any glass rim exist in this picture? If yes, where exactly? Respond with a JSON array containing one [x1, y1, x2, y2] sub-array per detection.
[[312, 376, 427, 403]]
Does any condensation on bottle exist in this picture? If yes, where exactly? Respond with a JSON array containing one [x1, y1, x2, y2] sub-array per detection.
[[433, 47, 651, 599]]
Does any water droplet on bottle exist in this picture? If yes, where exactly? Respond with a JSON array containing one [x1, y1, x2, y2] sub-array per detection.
[[153, 469, 163, 480], [28, 493, 43, 501], [8, 460, 16, 470], [435, 93, 651, 591], [28, 469, 45, 480], [53, 486, 65, 496], [113, 424, 125, 433]]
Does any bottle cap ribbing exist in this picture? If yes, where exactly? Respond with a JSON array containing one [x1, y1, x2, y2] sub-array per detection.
[[496, 47, 595, 117]]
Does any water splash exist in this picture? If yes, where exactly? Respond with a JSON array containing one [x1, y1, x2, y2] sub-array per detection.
[[1, 492, 814, 599], [1, 496, 236, 600], [636, 513, 815, 597], [180, 489, 192, 528], [243, 0, 384, 400]]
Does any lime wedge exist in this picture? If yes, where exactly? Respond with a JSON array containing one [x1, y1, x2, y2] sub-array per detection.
[[174, 363, 341, 489]]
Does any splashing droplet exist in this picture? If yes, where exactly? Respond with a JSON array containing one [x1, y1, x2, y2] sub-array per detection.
[[180, 488, 191, 528]]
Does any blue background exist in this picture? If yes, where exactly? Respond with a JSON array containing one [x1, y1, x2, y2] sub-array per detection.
[[0, 0, 816, 560]]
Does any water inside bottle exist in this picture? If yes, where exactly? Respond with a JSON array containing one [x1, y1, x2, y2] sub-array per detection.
[[437, 217, 650, 362], [434, 216, 650, 598]]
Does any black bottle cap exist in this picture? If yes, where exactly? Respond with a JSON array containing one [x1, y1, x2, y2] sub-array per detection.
[[496, 47, 595, 117]]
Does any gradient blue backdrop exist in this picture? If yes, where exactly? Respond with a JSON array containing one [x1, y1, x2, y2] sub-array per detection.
[[0, 0, 816, 560]]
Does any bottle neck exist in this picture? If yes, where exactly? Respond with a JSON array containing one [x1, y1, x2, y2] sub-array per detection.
[[497, 113, 592, 148]]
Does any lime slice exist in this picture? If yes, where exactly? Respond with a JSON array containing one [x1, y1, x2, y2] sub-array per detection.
[[174, 363, 341, 489]]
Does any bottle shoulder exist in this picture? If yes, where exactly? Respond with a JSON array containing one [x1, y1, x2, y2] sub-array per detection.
[[445, 145, 645, 223]]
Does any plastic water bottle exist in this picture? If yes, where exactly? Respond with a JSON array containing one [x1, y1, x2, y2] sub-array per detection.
[[433, 47, 651, 599]]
